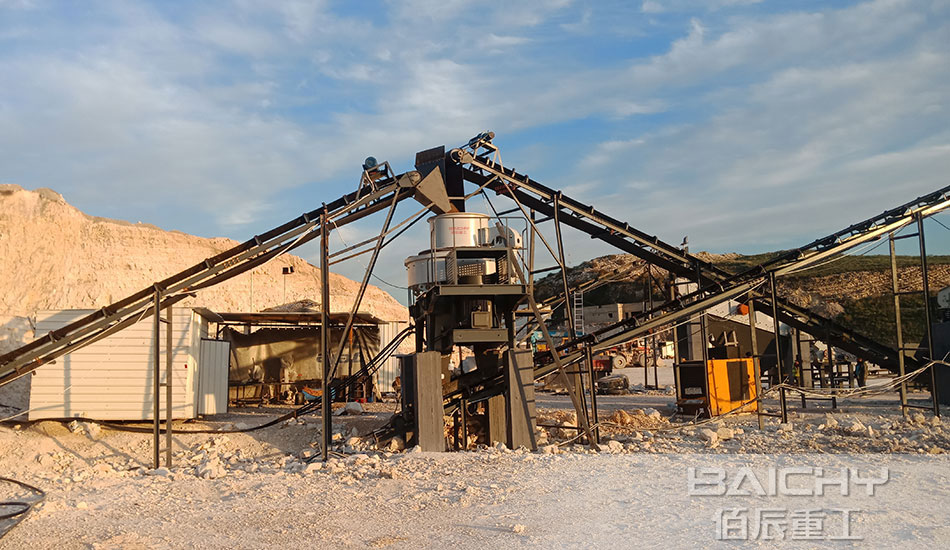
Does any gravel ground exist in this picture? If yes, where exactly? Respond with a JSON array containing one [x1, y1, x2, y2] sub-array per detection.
[[2, 392, 949, 549]]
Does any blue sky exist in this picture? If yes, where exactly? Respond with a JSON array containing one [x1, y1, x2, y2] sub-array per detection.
[[2, 0, 949, 298]]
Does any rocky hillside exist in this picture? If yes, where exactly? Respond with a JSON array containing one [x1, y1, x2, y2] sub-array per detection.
[[0, 184, 408, 355]]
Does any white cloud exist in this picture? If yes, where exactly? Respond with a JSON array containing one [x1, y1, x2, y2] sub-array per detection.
[[642, 0, 762, 14], [0, 0, 947, 271]]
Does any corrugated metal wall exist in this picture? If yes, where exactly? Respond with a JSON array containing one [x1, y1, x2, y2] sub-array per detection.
[[197, 339, 229, 415], [376, 321, 406, 393], [28, 309, 199, 420]]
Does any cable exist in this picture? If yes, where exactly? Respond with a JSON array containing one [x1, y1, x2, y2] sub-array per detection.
[[372, 273, 409, 290], [931, 216, 950, 233], [0, 476, 45, 539]]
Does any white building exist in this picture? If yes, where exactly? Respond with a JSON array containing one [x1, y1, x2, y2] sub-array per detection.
[[28, 308, 228, 421]]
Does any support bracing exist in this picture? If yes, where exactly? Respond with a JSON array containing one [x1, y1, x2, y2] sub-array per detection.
[[320, 210, 331, 461], [152, 289, 161, 470]]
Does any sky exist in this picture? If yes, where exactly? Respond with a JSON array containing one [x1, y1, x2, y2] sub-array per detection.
[[2, 0, 949, 302]]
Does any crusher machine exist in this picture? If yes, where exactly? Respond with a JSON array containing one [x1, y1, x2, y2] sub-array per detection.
[[401, 200, 537, 451]]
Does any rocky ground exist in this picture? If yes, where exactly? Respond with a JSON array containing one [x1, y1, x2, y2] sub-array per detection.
[[2, 390, 950, 549]]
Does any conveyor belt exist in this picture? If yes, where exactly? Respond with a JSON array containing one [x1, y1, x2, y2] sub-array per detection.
[[0, 165, 430, 387], [451, 136, 950, 375]]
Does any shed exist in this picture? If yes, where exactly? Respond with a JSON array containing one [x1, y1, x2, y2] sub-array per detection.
[[196, 309, 406, 401], [27, 308, 229, 421]]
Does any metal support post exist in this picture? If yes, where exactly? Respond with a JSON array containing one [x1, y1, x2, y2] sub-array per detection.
[[453, 408, 461, 451], [648, 268, 658, 389], [748, 295, 764, 430], [330, 192, 400, 378], [695, 263, 710, 368], [916, 213, 940, 417], [826, 328, 837, 410], [642, 273, 649, 387], [165, 304, 173, 468], [529, 209, 536, 296], [670, 280, 680, 364], [152, 288, 161, 469], [506, 249, 598, 450], [459, 399, 468, 450], [320, 211, 332, 461], [769, 272, 788, 423], [583, 344, 599, 444], [553, 192, 591, 438], [889, 231, 909, 415]]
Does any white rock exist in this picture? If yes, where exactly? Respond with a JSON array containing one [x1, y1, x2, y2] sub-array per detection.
[[407, 445, 423, 454], [778, 423, 793, 433], [642, 408, 661, 419], [147, 467, 171, 477], [343, 402, 364, 415], [716, 427, 735, 441], [304, 462, 323, 473], [81, 422, 101, 438], [824, 414, 839, 429], [606, 440, 624, 453], [75, 501, 88, 510], [846, 421, 866, 434], [195, 459, 226, 479], [540, 444, 560, 455], [698, 428, 718, 444], [494, 442, 508, 452], [67, 420, 82, 434]]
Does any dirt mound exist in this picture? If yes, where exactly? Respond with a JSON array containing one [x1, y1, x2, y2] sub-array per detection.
[[0, 184, 408, 352]]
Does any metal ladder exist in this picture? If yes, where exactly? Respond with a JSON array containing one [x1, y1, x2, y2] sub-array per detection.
[[572, 291, 584, 336]]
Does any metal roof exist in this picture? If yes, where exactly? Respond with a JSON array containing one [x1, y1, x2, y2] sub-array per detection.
[[192, 308, 387, 326]]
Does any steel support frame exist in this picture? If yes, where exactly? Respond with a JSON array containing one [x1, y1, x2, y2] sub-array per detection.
[[505, 248, 599, 450], [890, 231, 910, 415], [320, 210, 332, 461], [329, 190, 402, 379], [916, 214, 940, 417], [747, 295, 765, 430], [165, 303, 173, 468], [553, 193, 597, 444], [152, 289, 161, 469], [769, 272, 788, 423], [454, 148, 950, 377]]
